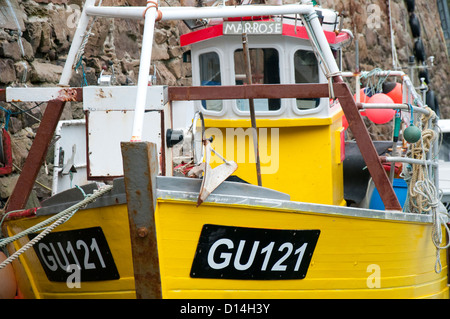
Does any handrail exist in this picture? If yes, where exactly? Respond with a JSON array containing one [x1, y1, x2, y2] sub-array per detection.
[[380, 156, 438, 167], [85, 4, 321, 21], [341, 70, 427, 109], [342, 69, 441, 202], [61, 2, 340, 142], [357, 103, 431, 115], [168, 83, 331, 101]]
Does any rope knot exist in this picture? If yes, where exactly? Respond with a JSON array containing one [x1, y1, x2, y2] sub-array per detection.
[[325, 71, 341, 100]]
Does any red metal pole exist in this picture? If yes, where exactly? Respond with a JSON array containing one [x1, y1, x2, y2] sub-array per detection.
[[6, 99, 67, 212], [334, 80, 401, 211], [5, 88, 81, 212], [0, 89, 6, 102]]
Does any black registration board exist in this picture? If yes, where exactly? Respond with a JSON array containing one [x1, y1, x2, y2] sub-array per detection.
[[190, 224, 320, 280], [29, 227, 120, 282]]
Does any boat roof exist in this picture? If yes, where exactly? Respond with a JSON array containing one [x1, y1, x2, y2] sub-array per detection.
[[180, 18, 353, 47]]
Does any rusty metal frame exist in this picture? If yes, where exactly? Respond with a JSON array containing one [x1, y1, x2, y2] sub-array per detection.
[[169, 83, 330, 101], [2, 82, 400, 212], [6, 88, 80, 212], [168, 82, 402, 211], [0, 128, 13, 176], [0, 89, 5, 103]]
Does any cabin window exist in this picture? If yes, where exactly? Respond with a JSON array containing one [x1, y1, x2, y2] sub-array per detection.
[[294, 49, 320, 110], [199, 51, 223, 111], [234, 48, 281, 111]]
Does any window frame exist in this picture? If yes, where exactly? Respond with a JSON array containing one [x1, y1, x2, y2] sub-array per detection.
[[229, 43, 286, 117], [290, 45, 327, 117], [193, 47, 227, 117]]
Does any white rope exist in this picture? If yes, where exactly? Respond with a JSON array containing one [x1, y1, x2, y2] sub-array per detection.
[[0, 209, 73, 270], [0, 185, 113, 270], [360, 68, 390, 94], [401, 107, 449, 273], [0, 185, 111, 248], [405, 109, 438, 214], [72, 0, 103, 69], [431, 208, 450, 273]]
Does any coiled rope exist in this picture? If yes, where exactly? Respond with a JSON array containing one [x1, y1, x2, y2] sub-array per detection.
[[401, 107, 449, 272], [404, 107, 438, 214], [431, 206, 450, 273], [0, 185, 113, 270]]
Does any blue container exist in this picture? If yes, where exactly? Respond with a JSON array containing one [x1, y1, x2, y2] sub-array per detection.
[[369, 178, 408, 210]]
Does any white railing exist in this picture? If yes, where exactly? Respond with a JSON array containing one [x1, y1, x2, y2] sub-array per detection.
[[341, 70, 441, 204], [60, 2, 341, 142]]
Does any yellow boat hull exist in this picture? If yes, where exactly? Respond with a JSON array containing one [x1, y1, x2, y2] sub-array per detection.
[[4, 180, 448, 299], [155, 199, 448, 299], [5, 204, 136, 299]]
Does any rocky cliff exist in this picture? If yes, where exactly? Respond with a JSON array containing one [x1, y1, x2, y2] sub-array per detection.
[[0, 0, 449, 205]]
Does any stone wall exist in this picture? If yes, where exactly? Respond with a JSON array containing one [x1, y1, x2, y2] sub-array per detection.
[[0, 0, 449, 205], [325, 0, 450, 118]]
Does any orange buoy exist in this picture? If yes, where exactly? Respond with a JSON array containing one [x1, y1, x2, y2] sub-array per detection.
[[342, 115, 348, 130], [353, 87, 373, 103], [0, 251, 17, 299], [353, 87, 373, 116], [382, 82, 403, 104], [365, 93, 396, 124]]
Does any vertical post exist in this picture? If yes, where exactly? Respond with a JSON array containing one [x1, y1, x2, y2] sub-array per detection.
[[389, 110, 401, 182], [130, 1, 158, 141], [433, 122, 440, 190], [242, 33, 262, 187], [355, 36, 360, 102], [59, 0, 96, 86], [121, 141, 162, 299], [355, 74, 361, 102]]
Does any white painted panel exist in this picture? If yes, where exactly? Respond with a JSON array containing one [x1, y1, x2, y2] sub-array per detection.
[[52, 120, 88, 195], [87, 110, 162, 178], [82, 85, 168, 111], [172, 100, 195, 129], [7, 87, 69, 102]]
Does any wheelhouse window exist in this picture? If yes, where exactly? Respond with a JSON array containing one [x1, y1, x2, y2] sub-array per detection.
[[234, 48, 280, 111], [199, 51, 223, 111], [294, 49, 320, 110]]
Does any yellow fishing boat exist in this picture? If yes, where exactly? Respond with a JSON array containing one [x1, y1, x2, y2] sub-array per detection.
[[0, 0, 448, 299]]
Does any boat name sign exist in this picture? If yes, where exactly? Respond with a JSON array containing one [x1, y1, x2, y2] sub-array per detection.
[[223, 21, 283, 35], [29, 227, 120, 282], [191, 224, 320, 280]]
